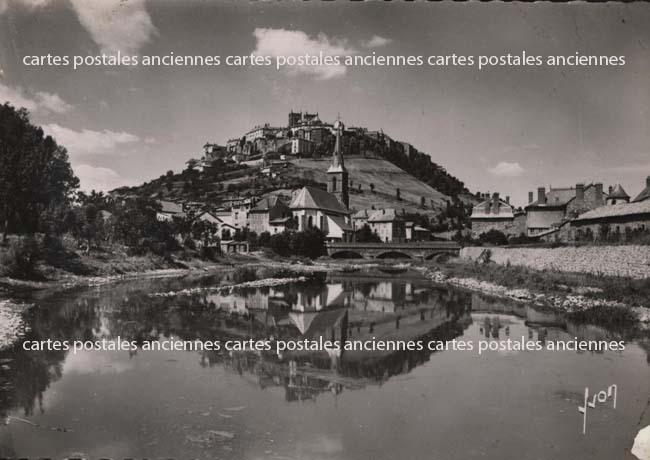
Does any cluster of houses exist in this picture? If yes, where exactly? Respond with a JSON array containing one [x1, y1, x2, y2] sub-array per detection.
[[470, 177, 650, 242], [189, 110, 410, 171], [157, 118, 432, 253]]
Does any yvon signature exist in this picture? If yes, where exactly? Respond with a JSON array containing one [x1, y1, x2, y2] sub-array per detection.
[[578, 384, 617, 434]]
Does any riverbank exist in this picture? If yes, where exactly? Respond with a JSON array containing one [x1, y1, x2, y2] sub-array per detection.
[[420, 258, 650, 328], [2, 242, 649, 330]]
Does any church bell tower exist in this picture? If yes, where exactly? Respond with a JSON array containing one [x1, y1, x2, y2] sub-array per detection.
[[327, 118, 349, 209]]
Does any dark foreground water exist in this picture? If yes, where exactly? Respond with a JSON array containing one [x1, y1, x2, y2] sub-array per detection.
[[0, 269, 649, 460]]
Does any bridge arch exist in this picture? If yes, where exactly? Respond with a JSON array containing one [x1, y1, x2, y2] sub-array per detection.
[[375, 251, 412, 259], [330, 250, 364, 259]]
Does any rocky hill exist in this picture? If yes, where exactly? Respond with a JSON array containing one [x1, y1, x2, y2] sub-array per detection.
[[113, 124, 478, 226]]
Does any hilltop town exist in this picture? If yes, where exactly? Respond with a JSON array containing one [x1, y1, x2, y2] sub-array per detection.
[[110, 110, 477, 252], [110, 109, 650, 253]]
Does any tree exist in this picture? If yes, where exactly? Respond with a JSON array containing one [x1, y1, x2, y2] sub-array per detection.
[[355, 224, 381, 243], [396, 188, 401, 200], [290, 228, 326, 259], [420, 196, 426, 208], [370, 183, 375, 193], [478, 229, 508, 246], [0, 103, 79, 240]]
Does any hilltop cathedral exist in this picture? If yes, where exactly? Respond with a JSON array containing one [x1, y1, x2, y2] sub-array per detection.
[[289, 119, 352, 241]]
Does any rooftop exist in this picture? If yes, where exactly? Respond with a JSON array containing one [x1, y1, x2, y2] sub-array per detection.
[[608, 184, 630, 200], [471, 198, 514, 219], [289, 186, 349, 215], [633, 182, 650, 203], [574, 200, 650, 221], [158, 200, 184, 214], [368, 208, 402, 223], [250, 196, 286, 212]]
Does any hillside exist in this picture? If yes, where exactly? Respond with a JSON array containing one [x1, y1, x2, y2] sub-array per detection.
[[290, 156, 450, 215], [116, 155, 458, 218]]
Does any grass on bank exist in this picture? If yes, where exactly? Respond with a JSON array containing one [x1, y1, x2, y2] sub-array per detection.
[[429, 258, 650, 309]]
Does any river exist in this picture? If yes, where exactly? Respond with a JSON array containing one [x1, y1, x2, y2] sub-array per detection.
[[0, 268, 649, 459]]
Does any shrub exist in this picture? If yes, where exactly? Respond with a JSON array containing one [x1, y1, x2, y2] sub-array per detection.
[[268, 232, 292, 257], [290, 228, 326, 259], [478, 229, 508, 246], [0, 236, 41, 279], [232, 266, 258, 283], [355, 224, 381, 243]]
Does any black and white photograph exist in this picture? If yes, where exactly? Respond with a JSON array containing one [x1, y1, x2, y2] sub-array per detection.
[[0, 1, 649, 459]]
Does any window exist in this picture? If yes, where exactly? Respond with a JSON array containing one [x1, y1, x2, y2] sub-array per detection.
[[308, 216, 313, 228], [332, 176, 337, 191]]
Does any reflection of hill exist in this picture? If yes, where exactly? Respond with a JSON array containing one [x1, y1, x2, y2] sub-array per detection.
[[3, 272, 649, 418]]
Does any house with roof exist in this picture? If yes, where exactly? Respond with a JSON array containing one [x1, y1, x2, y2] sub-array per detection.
[[289, 186, 351, 241], [525, 183, 605, 237], [248, 196, 292, 235], [352, 209, 371, 230], [571, 199, 650, 241], [570, 176, 650, 241], [289, 119, 352, 242], [606, 184, 631, 206], [156, 200, 185, 222], [470, 193, 524, 238], [405, 222, 432, 242], [196, 211, 237, 240], [368, 208, 406, 243]]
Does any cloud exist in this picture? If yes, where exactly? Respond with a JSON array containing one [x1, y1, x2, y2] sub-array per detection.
[[253, 28, 356, 80], [42, 123, 140, 156], [75, 164, 132, 192], [33, 91, 73, 113], [0, 83, 72, 113], [361, 35, 392, 48], [68, 0, 157, 55], [488, 161, 525, 177], [0, 0, 50, 10], [0, 0, 156, 55]]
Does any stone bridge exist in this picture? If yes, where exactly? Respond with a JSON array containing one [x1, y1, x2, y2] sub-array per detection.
[[326, 241, 461, 260]]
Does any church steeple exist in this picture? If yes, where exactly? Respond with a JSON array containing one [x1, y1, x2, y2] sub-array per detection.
[[327, 117, 349, 209]]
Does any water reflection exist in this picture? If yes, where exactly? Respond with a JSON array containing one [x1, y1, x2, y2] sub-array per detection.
[[0, 271, 649, 460]]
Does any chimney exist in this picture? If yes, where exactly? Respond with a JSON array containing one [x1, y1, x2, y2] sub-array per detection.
[[506, 196, 510, 204], [528, 191, 533, 204], [576, 183, 585, 202], [646, 176, 650, 188], [537, 187, 546, 204], [492, 192, 500, 214], [608, 185, 613, 195], [595, 183, 603, 204]]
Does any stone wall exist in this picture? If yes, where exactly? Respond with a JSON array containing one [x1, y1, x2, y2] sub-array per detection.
[[572, 216, 650, 242], [460, 245, 650, 279], [471, 218, 525, 239]]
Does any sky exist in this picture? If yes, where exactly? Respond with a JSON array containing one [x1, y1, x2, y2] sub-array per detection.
[[0, 0, 649, 206]]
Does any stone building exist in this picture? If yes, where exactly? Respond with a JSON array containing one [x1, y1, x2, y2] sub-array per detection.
[[405, 222, 431, 242], [525, 183, 605, 236], [288, 110, 320, 128], [290, 137, 314, 156], [156, 200, 185, 222], [470, 193, 524, 238], [571, 199, 650, 241], [248, 196, 291, 235], [289, 121, 351, 241], [606, 184, 630, 206], [367, 208, 406, 243], [289, 186, 351, 241]]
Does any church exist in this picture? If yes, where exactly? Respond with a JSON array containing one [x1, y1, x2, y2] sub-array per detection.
[[289, 119, 352, 241]]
